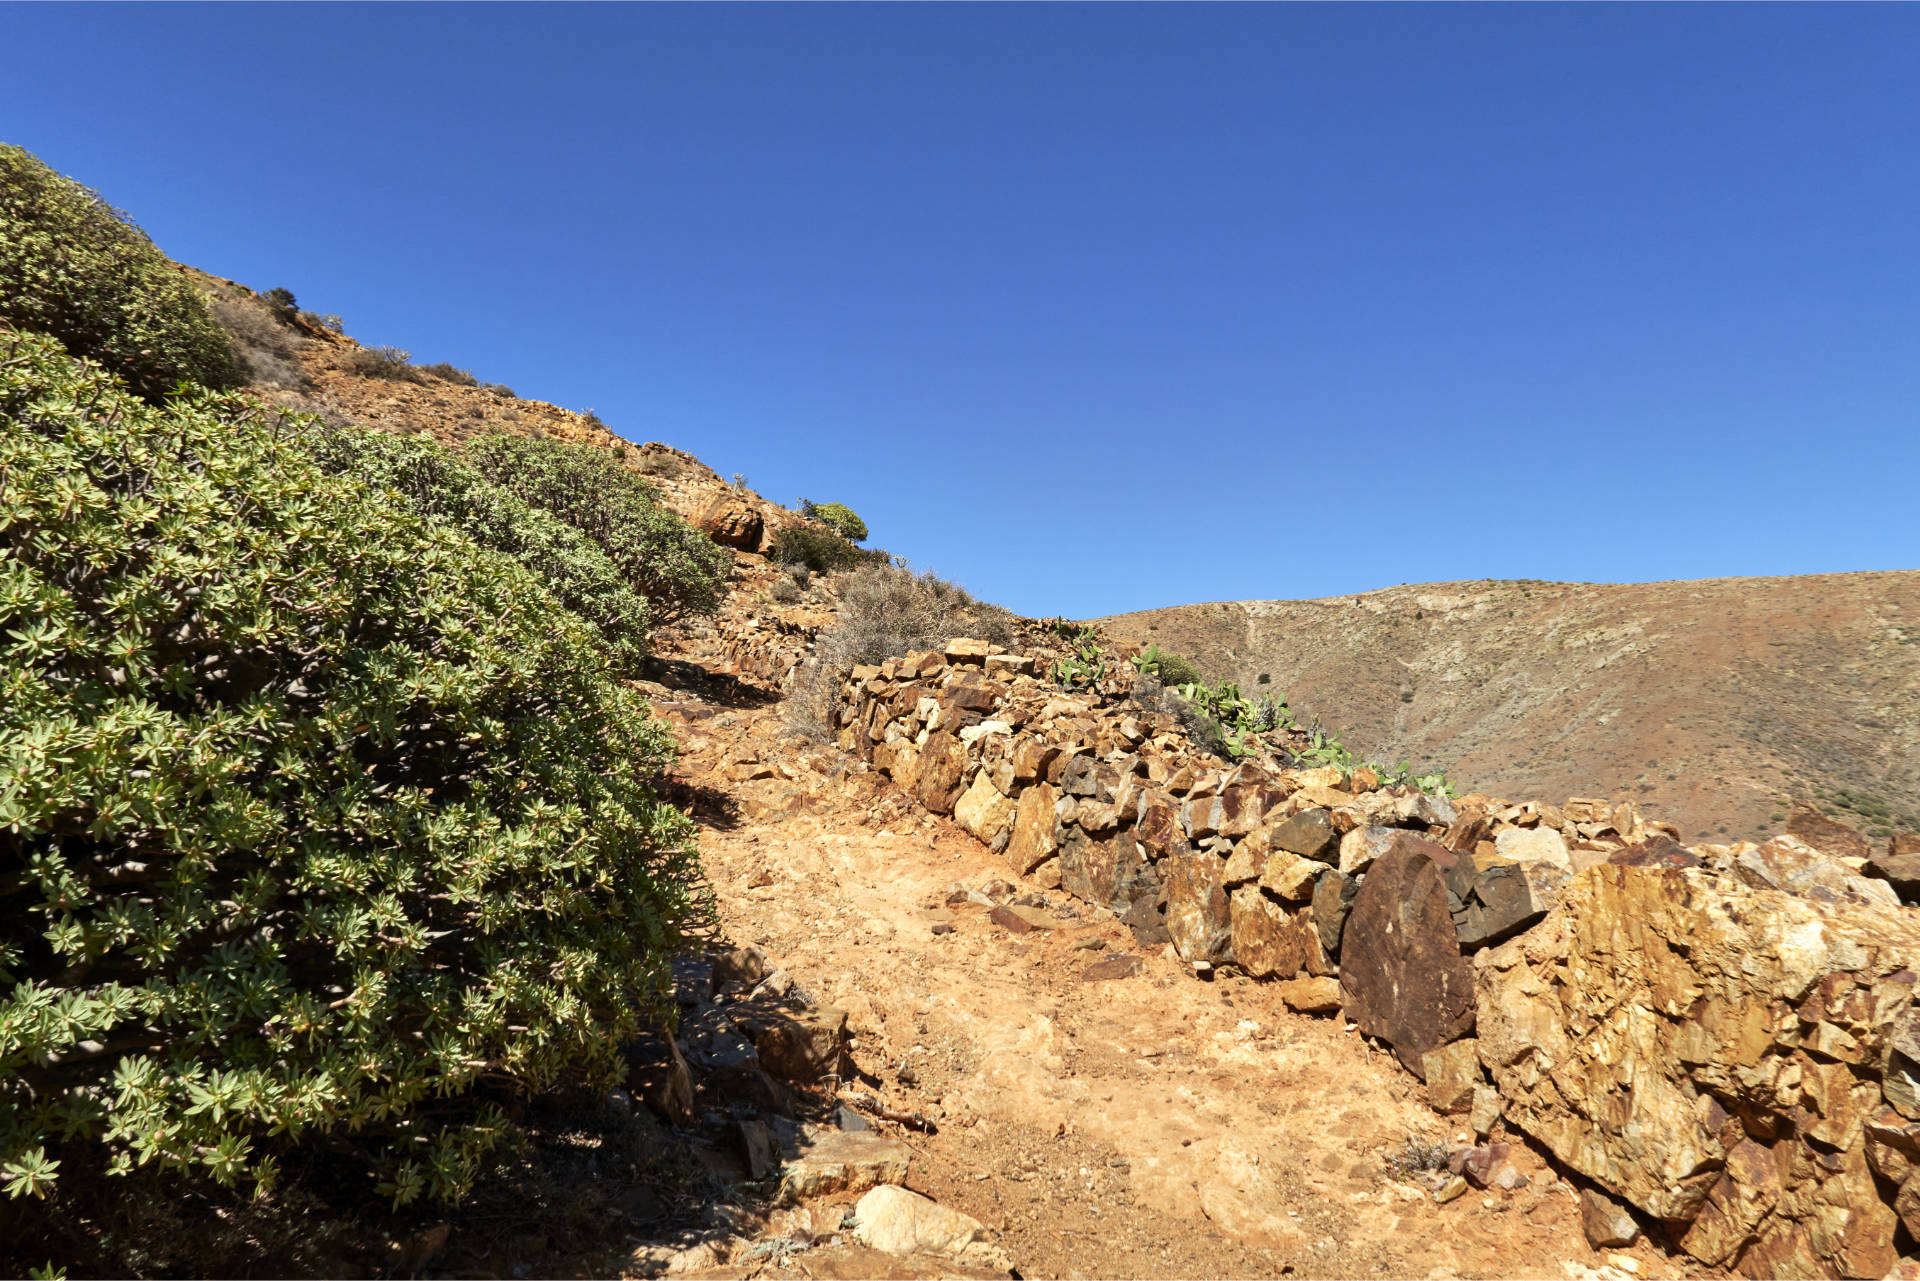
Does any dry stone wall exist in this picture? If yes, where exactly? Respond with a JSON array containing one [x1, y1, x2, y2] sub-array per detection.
[[713, 616, 1920, 1277]]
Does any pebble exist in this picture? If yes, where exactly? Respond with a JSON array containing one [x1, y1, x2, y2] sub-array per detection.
[[1435, 1176, 1469, 1204]]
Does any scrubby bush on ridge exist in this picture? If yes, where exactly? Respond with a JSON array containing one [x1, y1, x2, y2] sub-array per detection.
[[0, 333, 703, 1213], [300, 426, 656, 674], [0, 143, 238, 400], [799, 499, 868, 543], [770, 524, 868, 575], [464, 433, 729, 626]]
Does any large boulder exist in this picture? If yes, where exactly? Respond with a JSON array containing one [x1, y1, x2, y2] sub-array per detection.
[[1338, 836, 1476, 1076], [693, 491, 768, 551], [1476, 863, 1920, 1279]]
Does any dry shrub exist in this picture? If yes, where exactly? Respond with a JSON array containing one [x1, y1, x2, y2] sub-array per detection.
[[786, 562, 1015, 738], [211, 291, 307, 388]]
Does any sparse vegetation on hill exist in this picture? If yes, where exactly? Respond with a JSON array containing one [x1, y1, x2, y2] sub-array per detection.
[[0, 335, 701, 1240], [0, 143, 238, 400]]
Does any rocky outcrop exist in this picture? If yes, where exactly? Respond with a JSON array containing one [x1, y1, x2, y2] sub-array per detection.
[[1476, 863, 1920, 1278]]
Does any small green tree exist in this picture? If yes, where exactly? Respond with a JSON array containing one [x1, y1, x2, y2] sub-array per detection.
[[0, 143, 238, 400], [0, 332, 702, 1215], [800, 500, 868, 543]]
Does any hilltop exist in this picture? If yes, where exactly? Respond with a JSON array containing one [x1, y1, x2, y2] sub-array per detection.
[[1093, 572, 1920, 844]]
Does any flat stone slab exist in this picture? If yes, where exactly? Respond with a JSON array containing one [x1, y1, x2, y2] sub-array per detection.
[[777, 1129, 912, 1203]]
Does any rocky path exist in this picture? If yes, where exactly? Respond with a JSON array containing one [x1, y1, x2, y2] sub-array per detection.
[[643, 650, 1690, 1281]]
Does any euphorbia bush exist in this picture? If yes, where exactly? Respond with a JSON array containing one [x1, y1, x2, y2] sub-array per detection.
[[0, 332, 701, 1209], [0, 143, 238, 400]]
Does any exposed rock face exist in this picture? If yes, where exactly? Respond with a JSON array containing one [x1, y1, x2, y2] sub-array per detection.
[[1476, 863, 1920, 1279], [693, 491, 768, 551], [1338, 838, 1476, 1076]]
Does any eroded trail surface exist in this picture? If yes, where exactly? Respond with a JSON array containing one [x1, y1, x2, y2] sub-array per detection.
[[645, 645, 1687, 1281]]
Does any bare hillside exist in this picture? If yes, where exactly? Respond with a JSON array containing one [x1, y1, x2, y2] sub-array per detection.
[[1093, 574, 1920, 843]]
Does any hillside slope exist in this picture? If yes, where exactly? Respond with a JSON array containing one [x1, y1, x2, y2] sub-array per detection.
[[1093, 573, 1920, 842]]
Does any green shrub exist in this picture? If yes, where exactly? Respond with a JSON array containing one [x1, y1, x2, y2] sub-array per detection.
[[770, 524, 864, 575], [799, 500, 868, 543], [464, 434, 728, 625], [300, 426, 655, 673], [0, 332, 701, 1213], [0, 143, 238, 400]]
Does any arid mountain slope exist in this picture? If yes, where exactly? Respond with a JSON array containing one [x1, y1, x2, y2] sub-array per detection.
[[1093, 573, 1920, 843]]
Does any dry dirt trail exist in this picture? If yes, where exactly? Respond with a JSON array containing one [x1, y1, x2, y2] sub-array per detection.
[[647, 637, 1690, 1281]]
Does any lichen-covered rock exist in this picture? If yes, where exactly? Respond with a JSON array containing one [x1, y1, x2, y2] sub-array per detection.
[[1476, 863, 1920, 1279]]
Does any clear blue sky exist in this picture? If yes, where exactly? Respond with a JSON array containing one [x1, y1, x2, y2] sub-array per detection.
[[7, 4, 1917, 618]]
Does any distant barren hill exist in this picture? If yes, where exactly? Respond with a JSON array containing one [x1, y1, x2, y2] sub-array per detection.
[[1092, 572, 1920, 843]]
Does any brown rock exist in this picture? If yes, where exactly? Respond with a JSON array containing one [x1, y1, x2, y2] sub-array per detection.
[[1229, 886, 1305, 979], [738, 1005, 847, 1082], [1338, 840, 1476, 1077], [1578, 1186, 1638, 1248], [1277, 975, 1343, 1014], [1080, 954, 1141, 982], [1338, 824, 1400, 875], [988, 904, 1033, 934], [693, 492, 766, 550], [1894, 833, 1920, 857], [1454, 861, 1550, 950], [1607, 834, 1701, 869], [1422, 1038, 1482, 1114], [1061, 827, 1156, 912], [1136, 790, 1190, 858], [913, 730, 967, 814], [1011, 737, 1060, 783], [1272, 808, 1337, 861], [1789, 804, 1872, 861], [1866, 854, 1920, 902], [1259, 848, 1323, 902], [1006, 782, 1060, 875], [953, 772, 1016, 852], [1167, 852, 1233, 965], [1312, 867, 1359, 957]]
